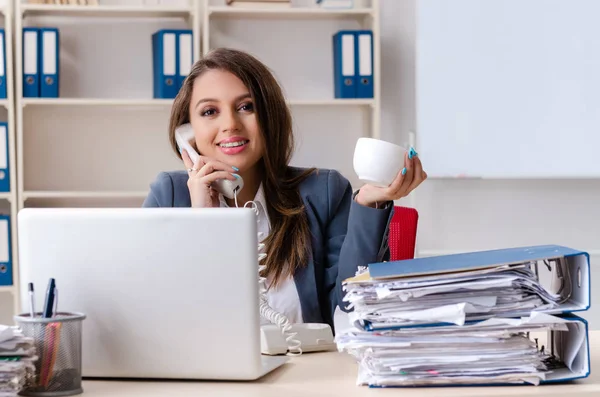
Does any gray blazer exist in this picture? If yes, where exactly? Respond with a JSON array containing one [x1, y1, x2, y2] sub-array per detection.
[[142, 167, 393, 331]]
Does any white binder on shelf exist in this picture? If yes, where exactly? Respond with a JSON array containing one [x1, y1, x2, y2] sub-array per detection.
[[0, 29, 6, 99], [356, 30, 373, 98], [23, 28, 40, 98], [0, 215, 12, 287], [39, 28, 59, 98], [0, 122, 9, 193], [177, 30, 193, 90]]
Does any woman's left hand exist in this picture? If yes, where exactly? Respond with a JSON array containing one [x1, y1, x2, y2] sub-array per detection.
[[355, 147, 427, 208]]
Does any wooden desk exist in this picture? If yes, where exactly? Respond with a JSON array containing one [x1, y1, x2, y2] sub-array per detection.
[[81, 331, 599, 397]]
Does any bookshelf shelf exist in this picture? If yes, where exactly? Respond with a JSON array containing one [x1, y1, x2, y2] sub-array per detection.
[[0, 192, 14, 202], [23, 191, 149, 200], [207, 5, 374, 19], [20, 4, 193, 18], [21, 98, 373, 107], [288, 98, 375, 106], [21, 98, 174, 107]]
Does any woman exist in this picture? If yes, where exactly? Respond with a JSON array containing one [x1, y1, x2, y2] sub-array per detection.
[[143, 48, 426, 331]]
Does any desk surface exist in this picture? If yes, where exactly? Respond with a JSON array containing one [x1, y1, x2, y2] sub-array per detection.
[[82, 330, 599, 397]]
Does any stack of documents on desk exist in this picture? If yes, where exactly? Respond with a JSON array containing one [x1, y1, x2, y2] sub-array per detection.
[[336, 245, 592, 387], [344, 262, 561, 330], [336, 312, 584, 387], [0, 325, 37, 397]]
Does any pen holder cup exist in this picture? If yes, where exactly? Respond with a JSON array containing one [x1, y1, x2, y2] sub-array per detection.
[[14, 312, 86, 397]]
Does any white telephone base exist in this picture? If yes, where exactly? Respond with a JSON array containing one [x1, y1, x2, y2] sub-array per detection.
[[260, 323, 336, 356]]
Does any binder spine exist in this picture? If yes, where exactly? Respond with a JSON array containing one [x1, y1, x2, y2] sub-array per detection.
[[152, 30, 178, 99], [177, 30, 193, 91], [356, 30, 374, 99], [0, 29, 6, 99], [23, 28, 40, 98], [39, 28, 60, 98], [0, 215, 12, 286], [333, 30, 356, 98], [0, 122, 9, 193]]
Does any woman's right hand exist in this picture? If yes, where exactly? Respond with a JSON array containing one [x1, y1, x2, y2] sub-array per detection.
[[181, 149, 239, 208]]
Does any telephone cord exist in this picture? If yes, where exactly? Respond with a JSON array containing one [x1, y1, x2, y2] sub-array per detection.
[[239, 195, 303, 356]]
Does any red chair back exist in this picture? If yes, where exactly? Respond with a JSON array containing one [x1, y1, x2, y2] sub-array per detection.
[[388, 206, 419, 261]]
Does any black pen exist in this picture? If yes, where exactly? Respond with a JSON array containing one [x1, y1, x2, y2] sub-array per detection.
[[28, 283, 35, 318], [42, 278, 56, 318]]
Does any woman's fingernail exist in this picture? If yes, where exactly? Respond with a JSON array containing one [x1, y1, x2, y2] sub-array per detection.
[[408, 146, 418, 159], [231, 173, 240, 179], [232, 166, 240, 171], [402, 167, 407, 176]]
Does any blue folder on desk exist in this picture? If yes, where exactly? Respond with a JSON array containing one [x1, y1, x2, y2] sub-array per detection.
[[363, 313, 591, 387], [367, 244, 590, 317], [353, 244, 592, 385]]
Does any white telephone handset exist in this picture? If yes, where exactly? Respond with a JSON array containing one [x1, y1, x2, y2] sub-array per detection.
[[174, 123, 244, 200], [174, 124, 335, 356]]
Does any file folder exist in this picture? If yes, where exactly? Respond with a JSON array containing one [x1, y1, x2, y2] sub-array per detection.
[[23, 28, 40, 98], [339, 244, 592, 386], [348, 314, 591, 387], [363, 245, 590, 323], [0, 122, 9, 193], [152, 29, 178, 99], [332, 30, 356, 98], [0, 215, 12, 286], [355, 30, 373, 98], [0, 29, 6, 99], [177, 30, 193, 90], [39, 28, 60, 98]]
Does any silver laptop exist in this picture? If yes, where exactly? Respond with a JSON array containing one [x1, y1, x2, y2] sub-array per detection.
[[17, 207, 288, 380]]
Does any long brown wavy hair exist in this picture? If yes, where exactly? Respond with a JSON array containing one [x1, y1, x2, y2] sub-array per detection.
[[168, 48, 315, 288]]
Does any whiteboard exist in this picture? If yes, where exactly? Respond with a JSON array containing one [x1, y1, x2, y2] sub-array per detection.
[[416, 0, 600, 178]]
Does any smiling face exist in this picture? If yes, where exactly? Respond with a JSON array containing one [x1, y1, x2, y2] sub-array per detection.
[[188, 69, 265, 174]]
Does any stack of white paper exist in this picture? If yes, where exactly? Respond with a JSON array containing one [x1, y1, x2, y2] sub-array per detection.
[[336, 312, 578, 387], [333, 243, 596, 388], [344, 263, 561, 330], [0, 325, 37, 397]]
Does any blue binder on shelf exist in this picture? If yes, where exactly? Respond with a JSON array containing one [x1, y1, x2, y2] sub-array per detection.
[[23, 27, 40, 98], [0, 29, 7, 99], [332, 30, 356, 98], [39, 27, 60, 98], [355, 30, 373, 98], [0, 215, 12, 286], [177, 30, 193, 90], [152, 29, 180, 99], [0, 122, 9, 193]]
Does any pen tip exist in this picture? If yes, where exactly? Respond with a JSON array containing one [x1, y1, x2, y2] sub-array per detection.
[[28, 282, 33, 292]]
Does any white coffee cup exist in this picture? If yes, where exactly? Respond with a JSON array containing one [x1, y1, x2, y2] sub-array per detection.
[[353, 138, 406, 187]]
